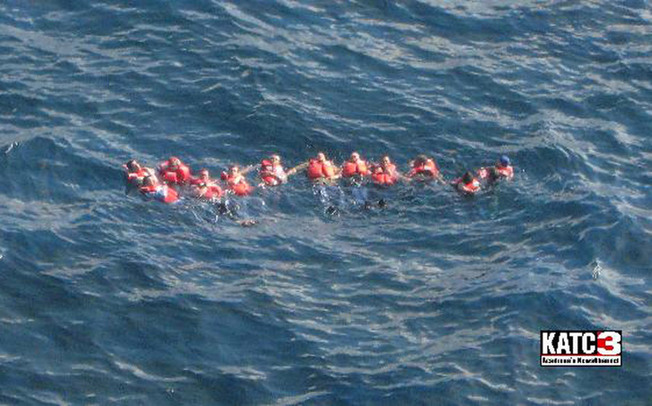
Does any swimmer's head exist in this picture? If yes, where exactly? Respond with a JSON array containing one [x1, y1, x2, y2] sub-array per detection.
[[317, 152, 327, 162], [198, 168, 210, 180], [381, 155, 392, 167], [229, 165, 240, 175], [350, 152, 361, 161], [499, 155, 510, 167], [414, 155, 428, 166], [126, 159, 140, 172], [271, 154, 281, 164], [169, 157, 181, 170], [462, 171, 473, 184]]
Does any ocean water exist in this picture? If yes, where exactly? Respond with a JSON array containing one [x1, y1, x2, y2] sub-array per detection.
[[0, 0, 650, 404]]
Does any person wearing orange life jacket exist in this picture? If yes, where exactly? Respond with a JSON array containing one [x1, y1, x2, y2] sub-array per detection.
[[306, 152, 340, 184], [218, 165, 261, 226], [158, 156, 192, 186], [139, 175, 179, 204], [337, 151, 372, 205], [371, 155, 400, 186], [452, 171, 481, 195], [495, 155, 514, 178], [123, 159, 156, 187], [221, 165, 253, 196], [407, 155, 442, 182], [341, 152, 370, 183], [478, 155, 514, 180], [190, 168, 223, 200], [259, 154, 288, 187]]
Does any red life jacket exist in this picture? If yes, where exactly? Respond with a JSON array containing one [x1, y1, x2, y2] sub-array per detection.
[[408, 159, 439, 179], [202, 185, 222, 199], [496, 165, 514, 178], [459, 179, 481, 194], [140, 185, 156, 194], [341, 160, 369, 178], [140, 184, 179, 203], [190, 178, 223, 199], [222, 173, 252, 196], [158, 160, 192, 185], [307, 159, 336, 180], [372, 164, 397, 186], [163, 186, 179, 203], [260, 160, 286, 186], [125, 167, 151, 185]]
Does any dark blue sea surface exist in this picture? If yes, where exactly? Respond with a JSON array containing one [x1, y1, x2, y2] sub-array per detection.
[[1, 0, 651, 404]]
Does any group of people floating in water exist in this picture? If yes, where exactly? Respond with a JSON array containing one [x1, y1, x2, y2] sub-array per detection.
[[123, 152, 515, 206]]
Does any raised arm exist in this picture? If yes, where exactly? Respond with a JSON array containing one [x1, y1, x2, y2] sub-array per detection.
[[395, 169, 409, 182], [286, 162, 309, 177], [239, 164, 257, 175]]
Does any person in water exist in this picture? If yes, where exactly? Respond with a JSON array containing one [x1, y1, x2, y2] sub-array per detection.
[[341, 152, 370, 184], [478, 155, 514, 180], [123, 159, 156, 187], [221, 165, 253, 196], [371, 155, 400, 186], [158, 156, 192, 186], [484, 167, 501, 185], [139, 175, 179, 204], [259, 154, 288, 187], [190, 168, 223, 200], [305, 152, 340, 184], [338, 151, 372, 206], [407, 154, 443, 182], [452, 171, 481, 195]]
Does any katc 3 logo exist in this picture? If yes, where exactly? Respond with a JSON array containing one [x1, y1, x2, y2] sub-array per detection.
[[540, 330, 622, 367]]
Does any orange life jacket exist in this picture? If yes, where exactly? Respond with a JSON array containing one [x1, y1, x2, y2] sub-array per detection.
[[125, 167, 151, 185], [341, 160, 369, 178], [496, 166, 514, 178], [307, 159, 336, 180], [372, 164, 397, 186], [408, 159, 439, 179], [459, 179, 481, 194], [260, 160, 286, 186], [158, 160, 192, 185], [222, 173, 252, 196], [190, 178, 223, 199], [140, 184, 179, 203]]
